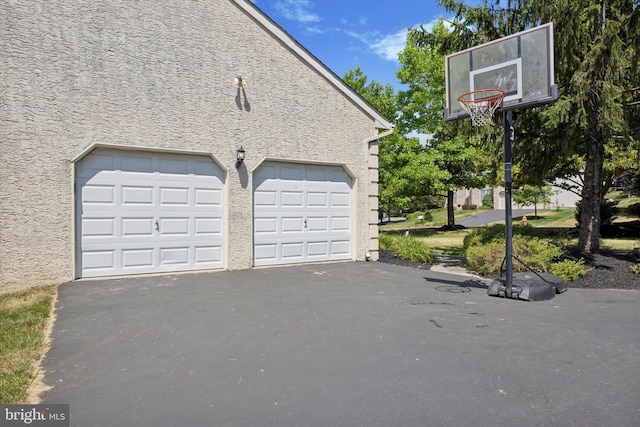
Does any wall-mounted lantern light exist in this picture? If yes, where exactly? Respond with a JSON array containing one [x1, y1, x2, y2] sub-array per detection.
[[234, 76, 248, 88], [236, 146, 245, 168]]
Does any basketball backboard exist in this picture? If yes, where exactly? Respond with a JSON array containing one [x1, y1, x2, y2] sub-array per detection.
[[445, 22, 556, 121]]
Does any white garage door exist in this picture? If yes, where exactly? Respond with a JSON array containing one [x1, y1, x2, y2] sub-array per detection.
[[253, 162, 352, 266], [76, 149, 225, 278]]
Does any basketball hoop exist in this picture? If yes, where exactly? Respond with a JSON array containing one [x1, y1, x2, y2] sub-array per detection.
[[458, 88, 505, 127]]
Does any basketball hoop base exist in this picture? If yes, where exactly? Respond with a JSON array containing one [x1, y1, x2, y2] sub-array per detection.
[[487, 272, 567, 301]]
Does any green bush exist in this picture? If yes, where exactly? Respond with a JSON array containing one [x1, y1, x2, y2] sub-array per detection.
[[550, 259, 592, 281], [463, 223, 572, 252], [406, 211, 424, 220], [465, 230, 563, 276], [631, 263, 640, 275], [378, 233, 396, 251], [482, 193, 494, 209], [626, 203, 640, 217], [394, 235, 434, 263], [575, 199, 619, 226], [465, 240, 506, 275], [380, 233, 433, 263], [463, 224, 505, 251]]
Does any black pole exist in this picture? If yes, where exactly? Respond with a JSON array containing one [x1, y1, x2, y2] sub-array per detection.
[[503, 110, 514, 298]]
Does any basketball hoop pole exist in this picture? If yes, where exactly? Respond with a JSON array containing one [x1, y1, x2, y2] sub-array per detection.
[[503, 110, 514, 297]]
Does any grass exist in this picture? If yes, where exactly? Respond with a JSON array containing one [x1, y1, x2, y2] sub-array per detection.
[[380, 208, 479, 230], [521, 208, 577, 227], [0, 285, 57, 404], [607, 191, 640, 208], [381, 207, 638, 258]]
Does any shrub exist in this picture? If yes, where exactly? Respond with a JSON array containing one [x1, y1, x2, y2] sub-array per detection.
[[482, 194, 494, 209], [378, 233, 434, 264], [632, 263, 640, 275], [550, 259, 592, 281], [461, 204, 477, 210], [464, 229, 563, 275], [394, 235, 434, 263], [575, 199, 619, 226], [626, 203, 640, 217], [511, 235, 563, 272], [463, 224, 505, 251], [466, 240, 506, 275], [406, 211, 424, 220], [378, 233, 396, 251]]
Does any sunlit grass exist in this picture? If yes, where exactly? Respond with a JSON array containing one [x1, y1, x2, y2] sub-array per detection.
[[0, 285, 57, 403]]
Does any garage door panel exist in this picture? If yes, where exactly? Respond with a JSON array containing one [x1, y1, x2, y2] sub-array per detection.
[[282, 217, 304, 232], [122, 186, 154, 205], [159, 218, 190, 235], [253, 162, 352, 266], [254, 244, 277, 262], [282, 242, 304, 259], [82, 250, 116, 270], [77, 149, 225, 277], [306, 217, 328, 232], [331, 216, 351, 231], [195, 188, 222, 206], [121, 154, 154, 173], [159, 187, 190, 205], [331, 192, 351, 207], [82, 218, 115, 237], [255, 191, 277, 207], [159, 158, 190, 175], [159, 247, 190, 265], [122, 217, 154, 236], [254, 217, 277, 234], [307, 241, 328, 257], [331, 240, 351, 255], [282, 191, 303, 207], [195, 217, 222, 234], [281, 165, 304, 180], [307, 192, 328, 206], [83, 185, 116, 204]]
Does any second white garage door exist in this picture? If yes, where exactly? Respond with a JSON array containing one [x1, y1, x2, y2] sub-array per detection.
[[253, 162, 353, 266], [76, 148, 225, 278]]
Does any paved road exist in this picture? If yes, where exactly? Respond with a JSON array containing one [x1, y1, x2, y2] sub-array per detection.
[[41, 262, 640, 427], [457, 209, 535, 227]]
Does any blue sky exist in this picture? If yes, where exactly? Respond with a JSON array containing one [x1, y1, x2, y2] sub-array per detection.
[[251, 0, 449, 90]]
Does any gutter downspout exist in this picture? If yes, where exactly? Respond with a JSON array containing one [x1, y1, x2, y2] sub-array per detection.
[[364, 124, 395, 261]]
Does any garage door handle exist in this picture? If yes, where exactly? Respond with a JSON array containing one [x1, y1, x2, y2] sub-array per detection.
[[155, 220, 159, 231], [304, 218, 307, 229]]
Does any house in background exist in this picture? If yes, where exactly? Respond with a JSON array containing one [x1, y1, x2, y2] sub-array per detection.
[[0, 0, 393, 292], [453, 178, 582, 211]]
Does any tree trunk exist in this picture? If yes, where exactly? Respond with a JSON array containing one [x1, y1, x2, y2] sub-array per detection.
[[447, 190, 455, 228], [578, 137, 605, 253]]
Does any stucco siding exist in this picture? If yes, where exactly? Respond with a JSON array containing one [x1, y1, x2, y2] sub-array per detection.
[[0, 0, 386, 291]]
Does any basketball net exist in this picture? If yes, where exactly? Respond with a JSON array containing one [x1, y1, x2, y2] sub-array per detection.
[[458, 88, 505, 127]]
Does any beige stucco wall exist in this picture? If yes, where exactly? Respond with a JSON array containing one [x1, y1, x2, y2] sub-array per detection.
[[0, 0, 386, 291]]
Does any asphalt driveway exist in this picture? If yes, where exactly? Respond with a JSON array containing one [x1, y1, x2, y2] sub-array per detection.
[[41, 262, 640, 427]]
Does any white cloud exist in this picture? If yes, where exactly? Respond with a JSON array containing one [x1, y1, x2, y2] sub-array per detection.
[[369, 28, 409, 62], [273, 0, 320, 24], [367, 16, 451, 63]]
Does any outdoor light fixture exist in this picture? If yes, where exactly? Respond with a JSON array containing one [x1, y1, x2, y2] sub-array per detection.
[[236, 146, 245, 168], [234, 76, 247, 87]]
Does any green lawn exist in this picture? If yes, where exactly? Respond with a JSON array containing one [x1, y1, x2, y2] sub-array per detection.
[[0, 285, 57, 403]]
